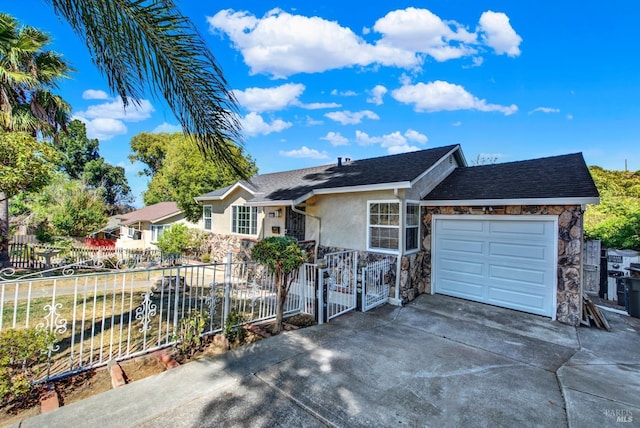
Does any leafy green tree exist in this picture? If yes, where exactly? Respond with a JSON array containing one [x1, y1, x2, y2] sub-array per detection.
[[156, 223, 190, 256], [251, 237, 306, 334], [584, 166, 640, 250], [28, 175, 108, 238], [82, 158, 132, 213], [56, 119, 100, 179], [137, 133, 257, 222], [0, 132, 59, 267], [0, 15, 71, 267], [129, 131, 173, 176]]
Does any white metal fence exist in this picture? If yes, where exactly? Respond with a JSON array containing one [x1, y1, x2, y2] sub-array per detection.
[[319, 250, 358, 322], [0, 257, 314, 382], [362, 258, 391, 312]]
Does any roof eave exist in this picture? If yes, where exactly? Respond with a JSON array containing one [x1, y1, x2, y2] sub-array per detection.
[[194, 182, 256, 202], [421, 197, 600, 206]]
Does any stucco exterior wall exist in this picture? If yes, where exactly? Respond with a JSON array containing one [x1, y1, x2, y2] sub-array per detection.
[[116, 214, 198, 250], [407, 205, 585, 326], [199, 188, 265, 238], [307, 190, 399, 251]]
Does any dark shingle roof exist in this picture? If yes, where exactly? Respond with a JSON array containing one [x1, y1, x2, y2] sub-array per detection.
[[423, 153, 599, 201], [199, 145, 459, 203]]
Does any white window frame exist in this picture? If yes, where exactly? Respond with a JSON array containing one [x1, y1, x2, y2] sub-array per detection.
[[405, 201, 420, 253], [367, 200, 401, 254], [231, 205, 258, 236], [151, 224, 168, 243], [203, 205, 212, 231], [126, 226, 135, 238]]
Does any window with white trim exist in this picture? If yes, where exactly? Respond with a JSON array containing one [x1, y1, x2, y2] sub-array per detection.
[[203, 205, 212, 230], [368, 201, 400, 251], [151, 225, 168, 242], [232, 205, 258, 235], [405, 203, 420, 252]]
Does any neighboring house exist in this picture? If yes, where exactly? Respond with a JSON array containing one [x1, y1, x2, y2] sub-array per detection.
[[195, 144, 599, 326], [115, 201, 196, 250]]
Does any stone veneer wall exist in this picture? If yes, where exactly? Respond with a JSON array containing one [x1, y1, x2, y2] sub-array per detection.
[[408, 205, 585, 326], [204, 234, 318, 263]]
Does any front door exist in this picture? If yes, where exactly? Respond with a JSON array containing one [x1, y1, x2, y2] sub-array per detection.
[[285, 206, 305, 241]]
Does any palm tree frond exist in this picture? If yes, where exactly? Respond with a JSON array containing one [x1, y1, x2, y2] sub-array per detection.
[[46, 0, 246, 176]]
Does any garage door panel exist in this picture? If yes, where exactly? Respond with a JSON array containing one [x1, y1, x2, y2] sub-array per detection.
[[440, 220, 485, 233], [488, 287, 547, 316], [439, 278, 484, 298], [489, 265, 546, 285], [440, 238, 484, 254], [489, 220, 549, 237], [489, 242, 549, 262], [440, 258, 484, 276], [434, 217, 555, 318]]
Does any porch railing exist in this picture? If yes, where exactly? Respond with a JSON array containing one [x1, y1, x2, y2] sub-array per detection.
[[0, 255, 314, 382]]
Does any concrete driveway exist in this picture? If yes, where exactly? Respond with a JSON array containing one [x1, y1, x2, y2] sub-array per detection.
[[14, 295, 640, 427]]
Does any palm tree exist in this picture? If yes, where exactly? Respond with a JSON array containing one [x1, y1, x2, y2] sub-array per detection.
[[0, 14, 72, 268], [45, 0, 243, 170]]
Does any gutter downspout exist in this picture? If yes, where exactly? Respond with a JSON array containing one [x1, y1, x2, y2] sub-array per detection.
[[291, 203, 321, 261], [393, 188, 403, 304]]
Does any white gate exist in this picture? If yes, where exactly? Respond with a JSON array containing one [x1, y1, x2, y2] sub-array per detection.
[[362, 259, 391, 312], [319, 250, 357, 322]]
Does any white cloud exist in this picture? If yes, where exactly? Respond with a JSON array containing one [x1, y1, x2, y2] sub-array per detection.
[[280, 146, 329, 159], [233, 83, 305, 112], [82, 89, 110, 100], [478, 11, 522, 57], [73, 96, 154, 140], [331, 89, 358, 96], [241, 112, 292, 136], [391, 80, 517, 115], [233, 83, 340, 112], [566, 114, 574, 120], [74, 117, 127, 141], [208, 8, 520, 78], [367, 85, 388, 105], [76, 96, 154, 121], [321, 131, 349, 146], [529, 107, 560, 114], [325, 110, 380, 125], [404, 129, 428, 144], [452, 121, 462, 127], [305, 116, 323, 126], [355, 129, 425, 154], [152, 122, 182, 133], [373, 7, 477, 62]]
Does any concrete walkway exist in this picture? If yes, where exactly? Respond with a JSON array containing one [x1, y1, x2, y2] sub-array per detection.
[[13, 295, 640, 427]]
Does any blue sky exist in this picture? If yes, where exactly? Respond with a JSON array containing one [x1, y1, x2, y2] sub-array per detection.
[[4, 1, 639, 206]]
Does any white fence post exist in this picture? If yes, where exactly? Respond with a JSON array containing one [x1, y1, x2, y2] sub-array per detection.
[[223, 252, 232, 328]]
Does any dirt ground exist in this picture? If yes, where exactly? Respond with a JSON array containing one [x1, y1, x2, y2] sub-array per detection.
[[0, 314, 315, 427]]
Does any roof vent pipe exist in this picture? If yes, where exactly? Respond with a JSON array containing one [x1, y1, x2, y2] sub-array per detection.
[[337, 157, 342, 167]]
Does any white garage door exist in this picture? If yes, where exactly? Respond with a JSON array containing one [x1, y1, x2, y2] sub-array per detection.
[[433, 216, 556, 318]]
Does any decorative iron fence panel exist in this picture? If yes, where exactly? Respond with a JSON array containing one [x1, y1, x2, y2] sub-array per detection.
[[362, 259, 391, 312], [0, 257, 314, 382], [321, 250, 358, 321]]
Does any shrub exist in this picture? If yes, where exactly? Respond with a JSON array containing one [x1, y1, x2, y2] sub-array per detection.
[[223, 311, 246, 343], [172, 310, 208, 358], [200, 253, 211, 263], [0, 328, 57, 402]]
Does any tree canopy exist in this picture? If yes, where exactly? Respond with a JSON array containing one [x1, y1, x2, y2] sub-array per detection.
[[132, 132, 257, 222], [0, 132, 60, 200], [584, 166, 640, 250]]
